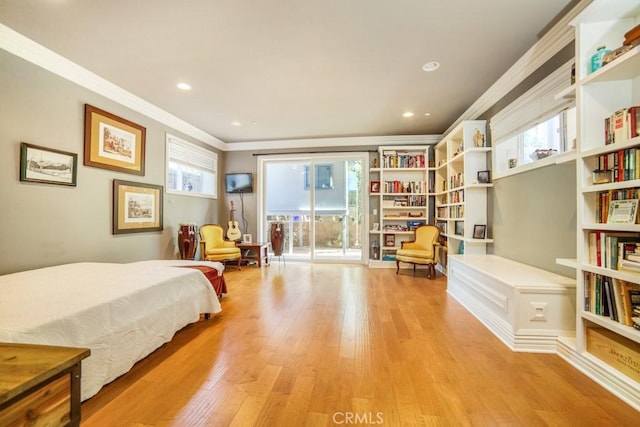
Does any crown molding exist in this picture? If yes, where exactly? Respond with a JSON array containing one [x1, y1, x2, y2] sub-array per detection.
[[224, 134, 442, 152], [443, 0, 589, 136], [0, 23, 228, 152]]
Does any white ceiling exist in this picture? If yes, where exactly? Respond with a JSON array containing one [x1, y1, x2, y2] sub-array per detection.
[[0, 0, 574, 144]]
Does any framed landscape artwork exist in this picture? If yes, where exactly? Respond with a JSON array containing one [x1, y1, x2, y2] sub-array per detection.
[[84, 104, 146, 176], [20, 142, 78, 186], [113, 180, 163, 234]]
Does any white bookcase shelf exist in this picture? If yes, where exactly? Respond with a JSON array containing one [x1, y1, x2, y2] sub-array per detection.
[[434, 120, 491, 271], [369, 145, 431, 265], [571, 0, 640, 410]]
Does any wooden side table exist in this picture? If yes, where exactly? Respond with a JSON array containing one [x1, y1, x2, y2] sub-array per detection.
[[237, 242, 271, 267], [0, 343, 90, 427]]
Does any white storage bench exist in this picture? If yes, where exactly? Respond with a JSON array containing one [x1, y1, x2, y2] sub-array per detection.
[[447, 255, 576, 353]]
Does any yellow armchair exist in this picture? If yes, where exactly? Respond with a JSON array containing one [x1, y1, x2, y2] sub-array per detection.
[[395, 225, 440, 278], [199, 224, 242, 269]]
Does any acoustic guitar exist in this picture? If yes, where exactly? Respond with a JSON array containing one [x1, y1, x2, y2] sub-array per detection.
[[227, 201, 242, 241]]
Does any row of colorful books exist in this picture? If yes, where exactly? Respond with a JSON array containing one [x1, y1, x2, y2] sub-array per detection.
[[584, 272, 640, 327], [382, 180, 427, 194], [595, 189, 640, 223], [594, 148, 640, 182], [587, 231, 640, 271], [605, 106, 640, 145], [381, 152, 426, 169]]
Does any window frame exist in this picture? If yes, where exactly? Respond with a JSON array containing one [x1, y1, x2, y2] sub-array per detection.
[[165, 133, 218, 199]]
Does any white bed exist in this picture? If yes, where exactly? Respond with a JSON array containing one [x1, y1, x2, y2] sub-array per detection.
[[0, 260, 223, 401]]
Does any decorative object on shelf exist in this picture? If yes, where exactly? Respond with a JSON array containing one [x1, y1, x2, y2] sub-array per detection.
[[19, 142, 78, 186], [84, 104, 146, 176], [473, 129, 485, 147], [270, 222, 285, 256], [592, 169, 613, 184], [242, 234, 252, 244], [372, 158, 378, 168], [508, 158, 518, 169], [372, 222, 379, 231], [606, 199, 639, 224], [454, 221, 464, 236], [530, 148, 557, 160], [178, 223, 198, 260], [590, 45, 611, 73], [602, 45, 633, 66], [112, 179, 163, 234], [477, 170, 491, 184], [370, 180, 380, 193], [473, 224, 487, 239], [384, 234, 395, 247], [370, 239, 380, 260]]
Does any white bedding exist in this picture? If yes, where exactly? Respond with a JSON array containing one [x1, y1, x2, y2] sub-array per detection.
[[0, 260, 223, 401]]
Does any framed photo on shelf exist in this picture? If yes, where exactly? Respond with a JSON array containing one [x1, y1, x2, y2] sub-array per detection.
[[370, 180, 380, 193], [384, 234, 395, 247], [477, 170, 491, 184], [19, 142, 78, 186], [473, 224, 487, 239], [242, 234, 252, 244], [113, 179, 163, 234], [84, 104, 146, 176], [607, 199, 639, 224], [454, 221, 464, 236], [372, 222, 380, 231]]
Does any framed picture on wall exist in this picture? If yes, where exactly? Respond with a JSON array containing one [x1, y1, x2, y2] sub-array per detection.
[[370, 180, 380, 193], [20, 142, 78, 186], [113, 179, 163, 234], [84, 104, 146, 176]]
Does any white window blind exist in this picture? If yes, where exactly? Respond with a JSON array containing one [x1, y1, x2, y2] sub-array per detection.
[[490, 60, 574, 143]]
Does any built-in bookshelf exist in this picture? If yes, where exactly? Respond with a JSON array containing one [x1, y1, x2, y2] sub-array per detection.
[[434, 120, 492, 273], [369, 146, 432, 266], [572, 0, 640, 409]]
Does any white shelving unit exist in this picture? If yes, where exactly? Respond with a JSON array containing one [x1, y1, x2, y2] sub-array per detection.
[[571, 0, 640, 410], [434, 120, 492, 272], [369, 146, 431, 266]]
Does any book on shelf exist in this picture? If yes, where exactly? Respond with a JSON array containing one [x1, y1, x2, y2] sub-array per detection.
[[584, 272, 640, 326], [605, 106, 640, 145]]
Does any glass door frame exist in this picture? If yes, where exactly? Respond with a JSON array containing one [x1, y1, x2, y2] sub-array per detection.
[[257, 152, 370, 264]]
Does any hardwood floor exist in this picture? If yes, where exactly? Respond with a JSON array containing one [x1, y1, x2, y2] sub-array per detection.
[[81, 264, 639, 426]]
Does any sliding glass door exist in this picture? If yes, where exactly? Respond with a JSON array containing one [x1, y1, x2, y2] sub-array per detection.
[[259, 154, 367, 263]]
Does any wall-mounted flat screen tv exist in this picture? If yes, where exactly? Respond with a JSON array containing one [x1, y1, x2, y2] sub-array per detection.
[[225, 172, 253, 193]]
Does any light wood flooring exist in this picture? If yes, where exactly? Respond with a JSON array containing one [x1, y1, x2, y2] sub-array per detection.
[[81, 263, 639, 426]]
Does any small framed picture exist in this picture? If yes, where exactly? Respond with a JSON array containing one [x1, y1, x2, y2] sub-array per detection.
[[455, 221, 464, 236], [242, 234, 252, 244], [607, 199, 639, 224], [20, 142, 78, 186], [370, 180, 380, 193], [473, 224, 487, 239], [384, 234, 395, 247], [477, 170, 491, 184], [372, 223, 380, 231]]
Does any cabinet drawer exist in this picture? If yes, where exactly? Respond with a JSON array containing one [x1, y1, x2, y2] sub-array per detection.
[[0, 374, 71, 426]]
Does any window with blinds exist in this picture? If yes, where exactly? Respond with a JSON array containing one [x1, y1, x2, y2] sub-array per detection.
[[166, 133, 218, 198], [491, 60, 576, 178]]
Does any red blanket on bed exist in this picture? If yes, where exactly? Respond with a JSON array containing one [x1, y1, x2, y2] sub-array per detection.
[[180, 265, 227, 297]]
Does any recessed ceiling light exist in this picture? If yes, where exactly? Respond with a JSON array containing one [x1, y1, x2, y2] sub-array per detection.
[[176, 82, 192, 90], [422, 61, 440, 72], [402, 112, 414, 118], [424, 113, 431, 117], [231, 121, 242, 126]]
